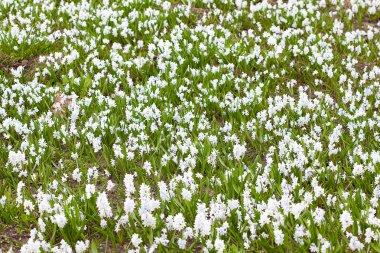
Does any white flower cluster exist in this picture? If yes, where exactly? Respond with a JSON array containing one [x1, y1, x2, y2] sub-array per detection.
[[0, 0, 380, 252]]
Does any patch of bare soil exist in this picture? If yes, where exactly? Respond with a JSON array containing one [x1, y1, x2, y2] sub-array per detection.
[[0, 225, 29, 252], [0, 55, 40, 73], [98, 242, 128, 253], [172, 2, 209, 19]]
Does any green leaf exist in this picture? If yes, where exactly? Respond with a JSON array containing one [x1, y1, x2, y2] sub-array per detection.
[[90, 240, 99, 253]]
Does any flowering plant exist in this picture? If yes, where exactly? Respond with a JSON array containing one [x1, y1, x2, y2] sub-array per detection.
[[1, 0, 380, 252]]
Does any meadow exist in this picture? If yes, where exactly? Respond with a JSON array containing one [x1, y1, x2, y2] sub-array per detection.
[[1, 0, 380, 252]]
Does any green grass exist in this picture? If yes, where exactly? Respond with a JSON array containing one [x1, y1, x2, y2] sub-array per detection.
[[0, 0, 380, 252]]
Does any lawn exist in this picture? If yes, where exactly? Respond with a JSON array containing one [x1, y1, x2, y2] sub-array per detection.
[[1, 0, 380, 252]]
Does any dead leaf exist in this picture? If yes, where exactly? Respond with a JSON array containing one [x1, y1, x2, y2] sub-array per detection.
[[51, 92, 73, 115]]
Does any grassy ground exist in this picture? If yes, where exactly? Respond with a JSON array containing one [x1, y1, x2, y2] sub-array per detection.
[[0, 0, 380, 252]]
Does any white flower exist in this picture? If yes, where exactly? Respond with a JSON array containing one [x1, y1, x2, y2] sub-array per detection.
[[312, 208, 325, 225], [0, 196, 6, 207], [214, 238, 225, 253], [274, 229, 284, 245], [11, 66, 24, 78], [167, 213, 186, 231], [124, 198, 135, 214], [177, 238, 186, 249], [8, 150, 26, 168], [340, 211, 353, 231], [53, 213, 67, 229], [96, 192, 113, 219], [20, 238, 42, 253], [143, 161, 152, 175], [349, 236, 364, 251], [75, 240, 89, 253], [181, 188, 192, 201], [158, 181, 171, 201], [72, 168, 82, 182], [162, 1, 171, 11], [352, 163, 364, 176], [194, 204, 211, 237], [124, 174, 136, 196], [131, 234, 142, 248], [85, 184, 96, 199], [233, 143, 246, 160], [100, 219, 107, 229]]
